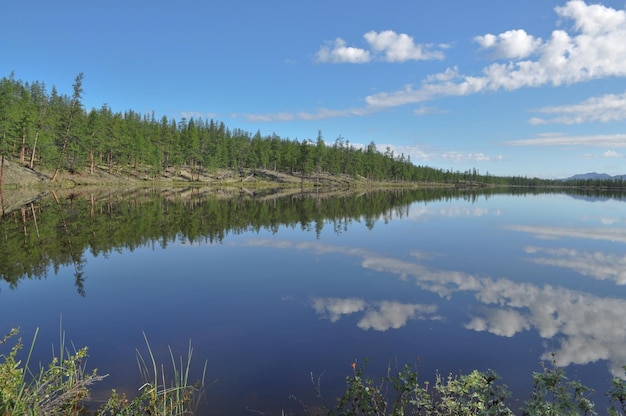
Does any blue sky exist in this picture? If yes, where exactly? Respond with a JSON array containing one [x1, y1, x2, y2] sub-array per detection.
[[2, 0, 626, 178]]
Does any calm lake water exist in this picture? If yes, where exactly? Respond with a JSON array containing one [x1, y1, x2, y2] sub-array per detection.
[[1, 187, 626, 414]]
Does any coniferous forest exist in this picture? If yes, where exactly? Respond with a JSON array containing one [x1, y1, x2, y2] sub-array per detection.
[[1, 72, 625, 189]]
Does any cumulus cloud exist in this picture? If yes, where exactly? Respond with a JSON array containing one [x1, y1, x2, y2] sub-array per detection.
[[315, 30, 445, 64], [466, 308, 531, 337], [529, 91, 626, 125], [310, 297, 440, 331], [366, 1, 626, 108], [363, 30, 445, 62], [248, 1, 626, 125], [557, 0, 626, 35], [475, 29, 542, 59], [316, 38, 372, 64], [311, 297, 366, 322], [357, 301, 439, 331], [470, 277, 626, 374]]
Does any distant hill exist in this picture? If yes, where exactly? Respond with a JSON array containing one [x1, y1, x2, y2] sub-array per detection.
[[564, 172, 626, 181]]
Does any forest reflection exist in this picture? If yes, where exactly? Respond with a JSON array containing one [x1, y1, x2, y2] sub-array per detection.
[[0, 186, 483, 293], [0, 186, 622, 296]]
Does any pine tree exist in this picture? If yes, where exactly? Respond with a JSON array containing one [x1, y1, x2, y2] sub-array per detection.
[[51, 72, 84, 182]]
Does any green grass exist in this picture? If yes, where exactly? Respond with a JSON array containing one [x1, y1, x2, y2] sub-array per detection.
[[0, 326, 107, 415], [0, 327, 206, 416], [3, 325, 626, 415]]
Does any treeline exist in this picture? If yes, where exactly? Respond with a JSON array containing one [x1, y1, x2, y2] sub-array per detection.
[[1, 72, 626, 189], [0, 72, 465, 184]]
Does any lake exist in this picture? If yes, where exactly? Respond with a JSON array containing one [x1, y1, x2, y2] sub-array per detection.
[[1, 186, 626, 414]]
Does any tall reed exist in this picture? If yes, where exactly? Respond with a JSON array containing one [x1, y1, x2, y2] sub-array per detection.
[[0, 326, 107, 415], [95, 332, 207, 415]]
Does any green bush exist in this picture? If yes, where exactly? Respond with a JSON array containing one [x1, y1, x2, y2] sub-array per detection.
[[0, 328, 206, 416], [4, 325, 626, 416], [307, 357, 626, 416], [326, 360, 511, 416], [0, 327, 105, 415], [522, 354, 595, 416]]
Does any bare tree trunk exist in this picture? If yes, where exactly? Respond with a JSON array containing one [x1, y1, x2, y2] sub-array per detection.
[[21, 206, 28, 238], [29, 130, 39, 169], [0, 153, 4, 193], [0, 153, 4, 216], [31, 203, 40, 239], [89, 143, 95, 174], [19, 126, 27, 164]]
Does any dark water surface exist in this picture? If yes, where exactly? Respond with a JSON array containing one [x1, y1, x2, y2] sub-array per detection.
[[2, 187, 626, 414]]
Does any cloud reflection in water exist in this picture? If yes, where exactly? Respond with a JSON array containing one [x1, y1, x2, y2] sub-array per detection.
[[244, 236, 626, 377], [524, 246, 626, 285], [311, 297, 441, 331]]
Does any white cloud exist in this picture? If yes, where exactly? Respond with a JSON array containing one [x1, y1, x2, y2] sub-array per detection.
[[366, 1, 626, 107], [246, 237, 626, 377], [377, 143, 431, 161], [475, 29, 542, 59], [471, 277, 626, 374], [525, 246, 626, 285], [365, 67, 489, 108], [243, 107, 372, 122], [311, 297, 440, 331], [363, 30, 445, 62], [529, 91, 626, 125], [376, 143, 502, 165], [357, 301, 439, 331], [504, 133, 626, 147], [413, 105, 446, 116], [466, 308, 531, 337], [311, 297, 366, 322], [557, 0, 626, 35], [581, 149, 625, 159], [315, 30, 445, 65], [315, 38, 372, 64], [244, 112, 295, 122], [506, 224, 626, 243], [248, 1, 626, 125], [180, 111, 217, 120], [440, 151, 492, 162]]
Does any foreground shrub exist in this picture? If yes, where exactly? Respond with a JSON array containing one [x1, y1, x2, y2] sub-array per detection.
[[326, 360, 512, 416], [310, 358, 626, 416], [0, 327, 106, 415], [0, 328, 206, 416], [522, 354, 596, 416], [5, 325, 626, 415]]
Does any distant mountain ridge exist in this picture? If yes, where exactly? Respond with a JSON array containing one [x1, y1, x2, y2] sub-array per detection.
[[564, 172, 626, 181]]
